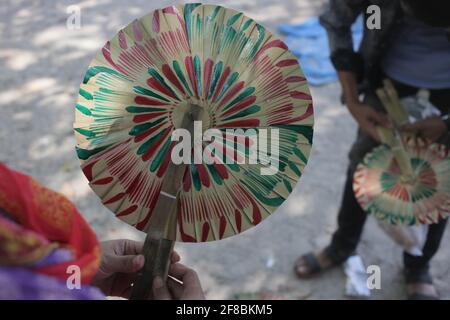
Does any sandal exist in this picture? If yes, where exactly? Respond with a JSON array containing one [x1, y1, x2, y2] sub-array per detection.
[[294, 251, 335, 279], [404, 268, 439, 300]]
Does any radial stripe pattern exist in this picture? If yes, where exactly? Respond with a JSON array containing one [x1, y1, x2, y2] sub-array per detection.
[[354, 138, 450, 225], [74, 4, 314, 242]]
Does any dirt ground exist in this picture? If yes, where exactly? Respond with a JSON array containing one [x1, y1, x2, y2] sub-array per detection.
[[1, 0, 448, 299]]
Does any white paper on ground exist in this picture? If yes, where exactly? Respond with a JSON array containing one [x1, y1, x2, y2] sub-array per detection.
[[343, 255, 371, 298]]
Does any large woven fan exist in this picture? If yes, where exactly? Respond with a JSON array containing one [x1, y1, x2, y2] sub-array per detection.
[[353, 80, 450, 225], [75, 4, 313, 297]]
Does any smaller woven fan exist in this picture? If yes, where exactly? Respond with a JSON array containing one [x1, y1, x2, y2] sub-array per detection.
[[353, 80, 450, 225]]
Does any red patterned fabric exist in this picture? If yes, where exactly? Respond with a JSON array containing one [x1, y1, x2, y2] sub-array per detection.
[[0, 163, 100, 284]]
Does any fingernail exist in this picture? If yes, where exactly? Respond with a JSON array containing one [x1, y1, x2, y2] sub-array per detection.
[[153, 277, 164, 289]]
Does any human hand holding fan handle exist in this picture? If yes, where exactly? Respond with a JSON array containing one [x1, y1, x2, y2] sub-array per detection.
[[130, 235, 174, 299], [349, 102, 390, 142], [401, 117, 448, 143], [339, 71, 389, 143], [131, 106, 201, 300], [354, 79, 450, 225]]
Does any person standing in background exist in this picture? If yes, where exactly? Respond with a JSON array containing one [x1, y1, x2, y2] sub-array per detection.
[[294, 0, 450, 300]]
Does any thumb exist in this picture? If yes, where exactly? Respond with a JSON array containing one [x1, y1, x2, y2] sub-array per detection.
[[152, 277, 172, 300], [107, 254, 144, 274], [371, 111, 390, 127], [401, 122, 420, 131]]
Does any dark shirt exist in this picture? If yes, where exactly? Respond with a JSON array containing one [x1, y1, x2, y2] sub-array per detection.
[[382, 15, 450, 90], [319, 0, 450, 92]]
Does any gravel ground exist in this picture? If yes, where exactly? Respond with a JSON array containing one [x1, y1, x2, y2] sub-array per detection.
[[1, 0, 448, 299]]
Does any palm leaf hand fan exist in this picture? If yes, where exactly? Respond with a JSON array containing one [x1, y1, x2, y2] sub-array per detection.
[[74, 4, 313, 298], [353, 80, 450, 225]]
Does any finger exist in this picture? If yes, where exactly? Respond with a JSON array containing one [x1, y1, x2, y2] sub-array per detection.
[[418, 136, 430, 146], [371, 111, 390, 127], [168, 263, 191, 281], [366, 125, 381, 143], [121, 239, 144, 255], [169, 263, 205, 300], [152, 277, 172, 300], [169, 263, 200, 287], [108, 254, 144, 273], [167, 276, 184, 298], [171, 251, 181, 263], [169, 263, 203, 297], [401, 122, 421, 131]]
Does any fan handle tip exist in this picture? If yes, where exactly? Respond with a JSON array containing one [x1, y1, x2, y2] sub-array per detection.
[[130, 234, 174, 300]]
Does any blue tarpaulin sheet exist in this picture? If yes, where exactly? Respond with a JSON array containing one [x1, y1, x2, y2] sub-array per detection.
[[278, 16, 363, 86]]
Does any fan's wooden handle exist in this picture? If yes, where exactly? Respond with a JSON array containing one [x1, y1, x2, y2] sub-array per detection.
[[130, 232, 174, 300], [376, 80, 415, 181], [130, 189, 178, 299], [130, 104, 202, 300]]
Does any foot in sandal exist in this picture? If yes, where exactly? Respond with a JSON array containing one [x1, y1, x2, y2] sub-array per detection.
[[405, 268, 439, 300], [407, 283, 439, 300], [294, 250, 336, 278]]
